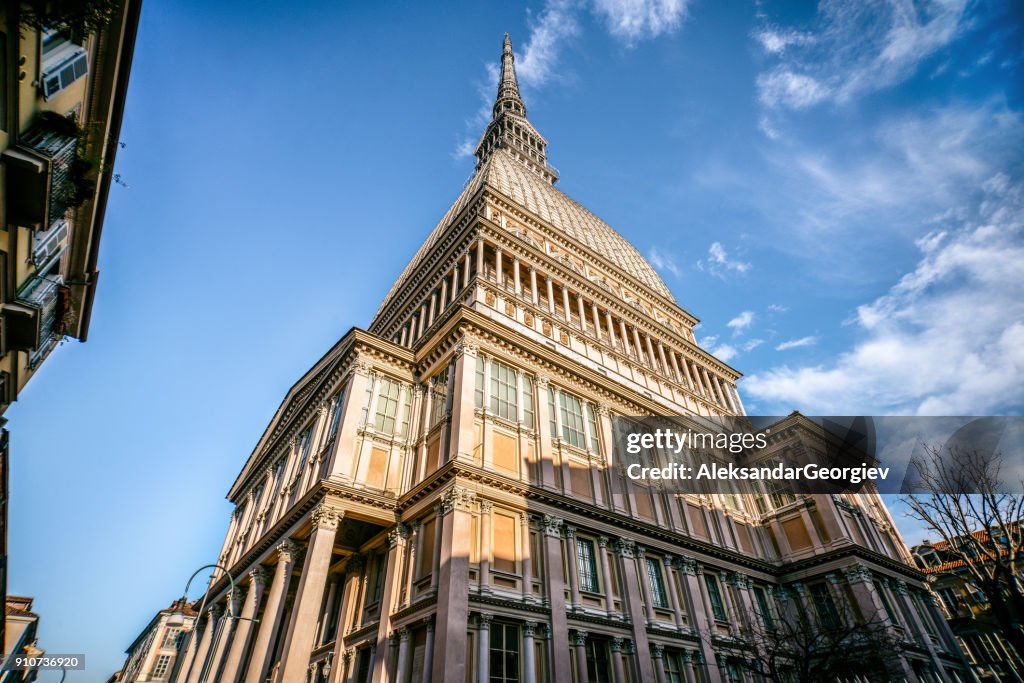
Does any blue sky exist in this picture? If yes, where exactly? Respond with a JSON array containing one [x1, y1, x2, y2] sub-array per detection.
[[6, 0, 1022, 679]]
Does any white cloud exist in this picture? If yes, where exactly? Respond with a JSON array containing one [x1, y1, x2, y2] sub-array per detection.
[[743, 338, 765, 352], [647, 246, 683, 278], [455, 0, 689, 157], [757, 70, 831, 109], [755, 28, 815, 54], [592, 0, 688, 45], [755, 0, 969, 111], [710, 343, 738, 362], [518, 0, 581, 89], [727, 310, 755, 334], [775, 336, 818, 351], [697, 242, 751, 278], [744, 174, 1024, 415], [768, 304, 789, 313]]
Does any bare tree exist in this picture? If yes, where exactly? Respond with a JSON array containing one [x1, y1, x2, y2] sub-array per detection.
[[704, 590, 904, 683], [902, 443, 1024, 658]]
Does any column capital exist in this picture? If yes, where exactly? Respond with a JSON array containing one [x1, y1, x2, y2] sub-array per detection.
[[791, 581, 807, 596], [597, 535, 609, 548], [651, 643, 664, 658], [541, 514, 563, 537], [440, 485, 476, 514], [894, 579, 909, 595], [422, 614, 436, 632], [612, 538, 635, 558], [563, 524, 576, 539], [535, 374, 551, 388], [249, 565, 267, 586], [454, 338, 479, 358], [596, 403, 611, 417], [479, 500, 493, 513], [397, 626, 410, 641], [387, 524, 410, 548], [523, 620, 538, 637], [477, 612, 493, 629], [353, 354, 375, 377], [570, 630, 588, 647], [311, 503, 343, 532], [519, 511, 532, 526], [610, 637, 624, 653], [635, 546, 647, 559], [277, 538, 299, 563], [682, 650, 693, 664]]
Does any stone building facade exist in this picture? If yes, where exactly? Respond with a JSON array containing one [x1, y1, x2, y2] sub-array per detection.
[[118, 600, 198, 683], [171, 35, 968, 683]]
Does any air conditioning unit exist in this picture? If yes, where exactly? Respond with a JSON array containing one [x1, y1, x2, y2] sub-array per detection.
[[41, 43, 88, 101]]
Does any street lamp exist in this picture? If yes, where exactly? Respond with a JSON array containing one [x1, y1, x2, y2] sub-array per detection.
[[168, 564, 251, 683]]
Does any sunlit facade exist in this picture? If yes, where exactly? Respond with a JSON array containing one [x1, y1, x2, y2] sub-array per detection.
[[173, 35, 967, 683]]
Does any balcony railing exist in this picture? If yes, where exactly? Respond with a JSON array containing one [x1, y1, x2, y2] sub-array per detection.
[[2, 120, 78, 229], [2, 275, 68, 364]]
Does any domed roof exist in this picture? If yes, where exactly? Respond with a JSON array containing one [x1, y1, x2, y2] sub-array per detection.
[[372, 34, 675, 323]]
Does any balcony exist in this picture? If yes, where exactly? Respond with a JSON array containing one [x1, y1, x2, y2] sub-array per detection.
[[2, 276, 69, 363], [2, 118, 79, 229]]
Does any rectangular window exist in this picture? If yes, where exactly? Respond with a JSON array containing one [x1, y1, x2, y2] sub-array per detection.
[[489, 622, 521, 683], [547, 385, 557, 438], [584, 639, 611, 683], [490, 360, 519, 421], [374, 378, 402, 435], [160, 628, 182, 648], [559, 392, 586, 448], [327, 390, 345, 438], [664, 652, 684, 683], [646, 557, 668, 608], [430, 368, 449, 428], [753, 587, 774, 630], [475, 355, 485, 408], [359, 376, 374, 426], [576, 538, 599, 593], [399, 385, 412, 438], [706, 575, 727, 621], [585, 403, 600, 453], [810, 583, 840, 630], [522, 375, 534, 429], [296, 426, 313, 470], [151, 655, 172, 678]]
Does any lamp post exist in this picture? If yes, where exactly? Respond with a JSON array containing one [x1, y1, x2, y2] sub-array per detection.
[[168, 564, 255, 683]]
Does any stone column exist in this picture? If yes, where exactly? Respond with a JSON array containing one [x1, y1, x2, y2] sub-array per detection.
[[571, 630, 589, 683], [278, 505, 343, 683], [448, 339, 479, 464], [420, 616, 435, 683], [657, 342, 669, 377], [610, 637, 627, 683], [636, 548, 656, 624], [476, 238, 485, 278], [243, 540, 298, 683], [530, 266, 538, 304], [652, 643, 668, 683], [632, 328, 644, 363], [669, 351, 682, 385], [431, 486, 476, 682], [606, 312, 617, 346], [371, 524, 409, 682], [613, 539, 655, 682], [440, 280, 448, 314], [476, 613, 493, 683], [495, 247, 504, 287], [221, 569, 266, 683], [577, 294, 586, 329], [619, 321, 631, 355], [682, 650, 697, 683], [561, 285, 571, 320], [464, 250, 472, 288], [479, 501, 492, 593], [521, 513, 534, 603], [522, 621, 537, 683], [401, 521, 420, 608], [664, 557, 685, 631], [316, 576, 339, 646], [598, 536, 615, 617], [394, 628, 411, 683], [541, 515, 572, 682], [679, 560, 720, 682], [645, 335, 658, 370], [546, 279, 555, 313], [513, 257, 521, 294], [184, 606, 219, 683], [451, 264, 459, 303], [591, 302, 601, 337], [564, 525, 582, 610]]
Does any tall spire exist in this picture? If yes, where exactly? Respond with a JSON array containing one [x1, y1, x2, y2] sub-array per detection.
[[474, 33, 558, 184], [494, 33, 525, 118]]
